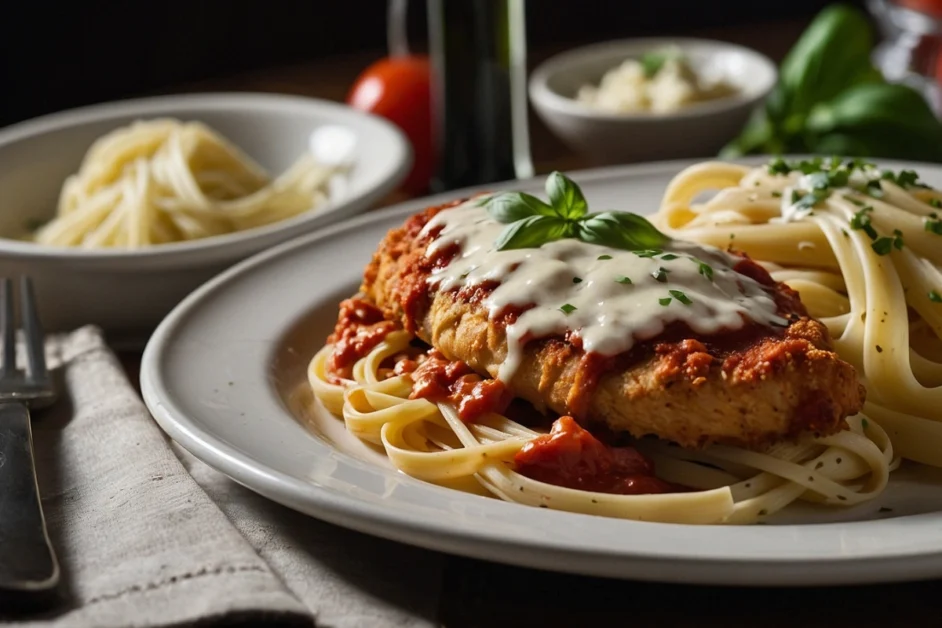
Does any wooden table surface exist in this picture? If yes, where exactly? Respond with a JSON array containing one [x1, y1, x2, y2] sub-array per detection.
[[124, 18, 942, 627]]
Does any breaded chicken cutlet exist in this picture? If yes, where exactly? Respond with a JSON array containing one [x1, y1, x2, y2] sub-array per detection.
[[350, 198, 865, 451]]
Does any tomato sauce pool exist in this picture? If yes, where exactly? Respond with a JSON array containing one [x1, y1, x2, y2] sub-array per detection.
[[513, 416, 676, 495]]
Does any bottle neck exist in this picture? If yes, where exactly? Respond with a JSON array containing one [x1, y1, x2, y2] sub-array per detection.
[[427, 0, 532, 192]]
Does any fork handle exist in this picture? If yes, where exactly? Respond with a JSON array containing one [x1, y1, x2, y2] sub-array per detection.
[[0, 402, 59, 592]]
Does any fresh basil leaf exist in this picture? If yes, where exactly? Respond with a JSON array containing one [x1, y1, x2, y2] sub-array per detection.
[[807, 83, 942, 135], [577, 211, 668, 251], [493, 215, 569, 251], [777, 5, 880, 118], [485, 192, 556, 223], [545, 171, 588, 220], [806, 83, 942, 161], [724, 5, 883, 158]]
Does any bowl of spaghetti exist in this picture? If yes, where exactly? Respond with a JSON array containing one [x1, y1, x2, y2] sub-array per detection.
[[0, 92, 411, 345]]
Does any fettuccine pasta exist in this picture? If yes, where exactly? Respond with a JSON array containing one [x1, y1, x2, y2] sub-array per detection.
[[653, 158, 942, 469], [308, 328, 892, 525]]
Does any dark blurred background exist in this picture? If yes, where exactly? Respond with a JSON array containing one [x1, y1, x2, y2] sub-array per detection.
[[0, 0, 864, 128]]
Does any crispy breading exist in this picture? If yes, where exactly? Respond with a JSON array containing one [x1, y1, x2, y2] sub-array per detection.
[[360, 205, 866, 450]]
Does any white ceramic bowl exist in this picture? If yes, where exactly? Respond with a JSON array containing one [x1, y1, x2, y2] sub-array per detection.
[[529, 38, 778, 165], [0, 92, 411, 346]]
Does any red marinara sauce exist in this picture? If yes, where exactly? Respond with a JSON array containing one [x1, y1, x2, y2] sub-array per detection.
[[326, 298, 396, 382], [409, 349, 513, 422], [514, 416, 675, 495]]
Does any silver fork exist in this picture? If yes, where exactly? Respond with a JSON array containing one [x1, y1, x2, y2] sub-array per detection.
[[0, 277, 59, 593]]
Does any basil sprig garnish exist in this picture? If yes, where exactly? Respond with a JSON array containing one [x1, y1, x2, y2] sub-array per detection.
[[485, 171, 668, 252]]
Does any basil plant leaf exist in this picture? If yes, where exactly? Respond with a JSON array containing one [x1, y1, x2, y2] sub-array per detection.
[[494, 215, 571, 251], [806, 83, 942, 161], [577, 211, 668, 250], [545, 171, 588, 220], [485, 192, 556, 224], [807, 82, 942, 135], [776, 4, 879, 118]]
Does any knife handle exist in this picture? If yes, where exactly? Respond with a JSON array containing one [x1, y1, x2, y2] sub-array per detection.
[[0, 402, 59, 593]]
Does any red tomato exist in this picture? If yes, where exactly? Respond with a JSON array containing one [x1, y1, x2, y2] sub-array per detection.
[[347, 55, 433, 195]]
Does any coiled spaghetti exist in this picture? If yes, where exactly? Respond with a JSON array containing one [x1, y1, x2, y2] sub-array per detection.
[[35, 119, 342, 248]]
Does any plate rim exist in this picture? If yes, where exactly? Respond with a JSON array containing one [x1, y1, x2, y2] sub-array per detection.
[[141, 156, 942, 586]]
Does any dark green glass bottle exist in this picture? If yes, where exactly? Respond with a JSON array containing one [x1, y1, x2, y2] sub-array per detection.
[[427, 0, 533, 192]]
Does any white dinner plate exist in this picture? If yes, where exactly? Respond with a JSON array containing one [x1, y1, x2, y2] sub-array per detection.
[[141, 158, 942, 586]]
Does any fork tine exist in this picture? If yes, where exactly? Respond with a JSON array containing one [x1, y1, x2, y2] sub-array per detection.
[[19, 277, 46, 382], [0, 278, 13, 377]]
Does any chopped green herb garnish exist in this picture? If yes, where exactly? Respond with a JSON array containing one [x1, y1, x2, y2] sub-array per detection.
[[560, 303, 577, 315], [790, 188, 829, 213], [635, 249, 662, 258], [668, 289, 692, 305], [798, 158, 822, 175], [805, 171, 830, 190], [658, 297, 672, 306], [597, 254, 612, 260], [861, 418, 870, 430], [882, 169, 925, 188], [841, 229, 849, 238], [827, 168, 850, 187], [771, 191, 782, 198], [879, 506, 893, 513], [652, 267, 670, 283], [926, 219, 942, 235], [871, 238, 893, 255], [572, 277, 583, 284], [930, 290, 942, 303], [615, 275, 632, 284], [850, 206, 877, 240], [640, 49, 677, 78], [767, 158, 790, 175], [865, 179, 884, 198], [871, 230, 904, 255], [659, 253, 679, 260], [930, 198, 942, 209], [729, 233, 735, 240], [697, 261, 714, 280]]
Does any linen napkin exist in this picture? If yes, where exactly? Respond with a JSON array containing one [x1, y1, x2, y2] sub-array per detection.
[[1, 326, 443, 627]]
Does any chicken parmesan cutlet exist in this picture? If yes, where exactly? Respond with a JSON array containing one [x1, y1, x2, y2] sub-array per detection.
[[334, 192, 864, 452]]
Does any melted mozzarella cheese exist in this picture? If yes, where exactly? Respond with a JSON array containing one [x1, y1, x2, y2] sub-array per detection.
[[421, 201, 787, 381]]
